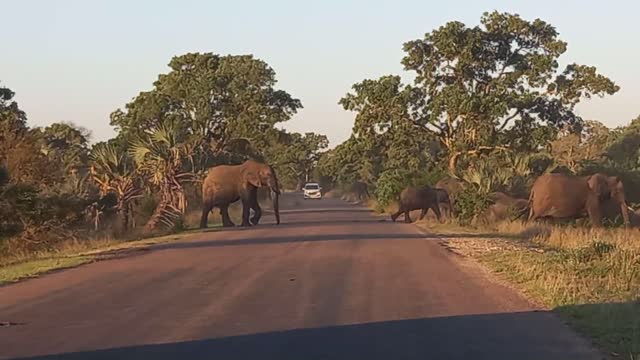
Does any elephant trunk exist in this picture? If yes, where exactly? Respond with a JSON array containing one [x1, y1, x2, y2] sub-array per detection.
[[269, 173, 281, 225], [272, 189, 280, 225], [264, 165, 281, 225]]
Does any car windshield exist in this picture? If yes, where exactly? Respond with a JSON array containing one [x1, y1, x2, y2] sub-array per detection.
[[305, 184, 319, 190]]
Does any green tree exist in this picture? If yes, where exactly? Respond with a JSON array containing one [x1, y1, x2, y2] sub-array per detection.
[[90, 143, 141, 231], [399, 11, 619, 171], [130, 120, 194, 231], [316, 136, 374, 189], [111, 53, 302, 173], [0, 86, 58, 187], [605, 116, 640, 171], [0, 85, 27, 136], [270, 131, 329, 190], [550, 120, 614, 173], [35, 122, 92, 176], [339, 76, 441, 203]]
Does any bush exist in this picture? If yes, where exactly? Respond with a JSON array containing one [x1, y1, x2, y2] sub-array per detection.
[[137, 192, 159, 221], [374, 169, 412, 208], [0, 184, 90, 254], [454, 186, 491, 225], [412, 166, 447, 187]]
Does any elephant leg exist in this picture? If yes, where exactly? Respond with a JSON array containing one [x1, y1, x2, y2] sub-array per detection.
[[586, 196, 603, 228], [220, 205, 235, 227], [430, 204, 442, 222], [404, 211, 412, 223], [200, 202, 213, 229], [240, 201, 252, 227], [391, 207, 403, 222], [250, 201, 262, 225], [419, 208, 427, 220], [241, 188, 258, 227]]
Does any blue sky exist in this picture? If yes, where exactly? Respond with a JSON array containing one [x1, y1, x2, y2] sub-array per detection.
[[3, 0, 639, 146]]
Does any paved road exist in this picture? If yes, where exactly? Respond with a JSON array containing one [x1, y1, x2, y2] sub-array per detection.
[[0, 194, 602, 360]]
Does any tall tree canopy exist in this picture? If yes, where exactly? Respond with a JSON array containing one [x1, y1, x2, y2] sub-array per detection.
[[111, 53, 302, 171], [269, 131, 329, 190], [343, 12, 619, 173], [0, 86, 27, 135], [0, 86, 58, 186], [35, 122, 92, 175]]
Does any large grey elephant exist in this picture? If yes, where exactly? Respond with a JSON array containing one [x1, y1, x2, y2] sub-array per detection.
[[527, 173, 630, 227], [391, 185, 442, 223], [483, 192, 529, 223], [200, 160, 281, 228]]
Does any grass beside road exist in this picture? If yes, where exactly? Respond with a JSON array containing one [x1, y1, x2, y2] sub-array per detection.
[[416, 218, 640, 359], [0, 231, 205, 286], [0, 198, 270, 285], [0, 257, 93, 285], [368, 196, 639, 357], [0, 208, 232, 286]]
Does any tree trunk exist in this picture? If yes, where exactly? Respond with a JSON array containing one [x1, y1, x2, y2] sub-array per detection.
[[144, 197, 169, 232], [448, 152, 462, 173], [144, 182, 186, 232], [120, 201, 129, 231]]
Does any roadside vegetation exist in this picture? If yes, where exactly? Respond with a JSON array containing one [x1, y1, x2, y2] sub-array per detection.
[[2, 10, 639, 358], [419, 221, 640, 359], [0, 54, 327, 279]]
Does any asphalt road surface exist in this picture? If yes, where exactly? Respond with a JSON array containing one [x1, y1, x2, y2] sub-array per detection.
[[0, 194, 602, 360]]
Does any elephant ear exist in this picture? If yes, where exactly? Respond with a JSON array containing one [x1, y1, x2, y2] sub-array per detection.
[[587, 174, 608, 197], [609, 175, 621, 187], [245, 171, 263, 188], [609, 176, 625, 193]]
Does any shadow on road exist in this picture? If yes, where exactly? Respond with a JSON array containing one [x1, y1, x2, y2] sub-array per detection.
[[152, 230, 511, 251], [275, 208, 373, 214], [15, 311, 599, 360]]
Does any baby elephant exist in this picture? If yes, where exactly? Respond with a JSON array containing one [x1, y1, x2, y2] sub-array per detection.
[[391, 185, 442, 223]]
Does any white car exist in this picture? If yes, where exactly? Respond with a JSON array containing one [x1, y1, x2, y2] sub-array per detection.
[[303, 183, 322, 199]]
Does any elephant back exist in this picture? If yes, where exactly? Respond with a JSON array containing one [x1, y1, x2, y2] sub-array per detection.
[[399, 185, 437, 206], [202, 164, 244, 199], [435, 177, 463, 205]]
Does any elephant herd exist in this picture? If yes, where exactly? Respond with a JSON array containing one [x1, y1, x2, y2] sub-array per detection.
[[197, 159, 632, 229], [390, 172, 632, 228]]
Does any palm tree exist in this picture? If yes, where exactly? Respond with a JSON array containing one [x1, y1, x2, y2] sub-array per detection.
[[130, 121, 194, 231], [456, 156, 511, 195], [90, 143, 142, 231]]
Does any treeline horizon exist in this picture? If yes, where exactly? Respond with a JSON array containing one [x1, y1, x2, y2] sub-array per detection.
[[2, 11, 640, 259]]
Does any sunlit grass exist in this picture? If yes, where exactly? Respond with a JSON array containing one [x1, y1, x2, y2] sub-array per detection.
[[0, 256, 92, 285]]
